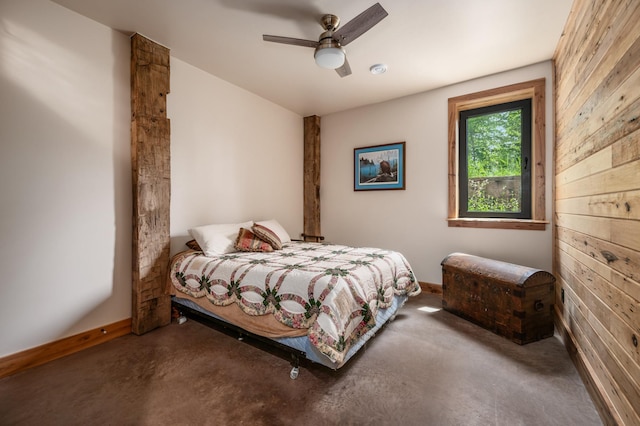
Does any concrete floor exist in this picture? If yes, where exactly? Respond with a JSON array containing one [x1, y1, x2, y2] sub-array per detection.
[[0, 292, 602, 425]]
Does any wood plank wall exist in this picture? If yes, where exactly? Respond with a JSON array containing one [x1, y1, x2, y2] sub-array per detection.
[[553, 1, 640, 425]]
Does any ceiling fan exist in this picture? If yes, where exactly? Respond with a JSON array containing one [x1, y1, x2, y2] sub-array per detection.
[[263, 3, 388, 77]]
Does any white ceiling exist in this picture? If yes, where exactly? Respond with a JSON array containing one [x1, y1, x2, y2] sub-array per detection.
[[52, 0, 573, 117]]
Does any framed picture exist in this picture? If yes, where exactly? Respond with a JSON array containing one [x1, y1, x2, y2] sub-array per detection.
[[354, 142, 406, 191]]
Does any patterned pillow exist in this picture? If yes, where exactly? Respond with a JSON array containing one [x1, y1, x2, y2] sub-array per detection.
[[254, 219, 291, 243], [252, 223, 283, 250], [185, 239, 202, 251], [235, 228, 274, 252]]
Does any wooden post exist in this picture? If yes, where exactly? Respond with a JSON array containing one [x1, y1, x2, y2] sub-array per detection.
[[303, 115, 322, 242], [130, 34, 171, 335]]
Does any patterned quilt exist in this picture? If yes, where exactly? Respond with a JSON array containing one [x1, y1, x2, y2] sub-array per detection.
[[169, 242, 420, 364]]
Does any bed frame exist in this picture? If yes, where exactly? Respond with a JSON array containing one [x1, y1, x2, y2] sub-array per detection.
[[171, 292, 407, 379], [171, 298, 306, 379]]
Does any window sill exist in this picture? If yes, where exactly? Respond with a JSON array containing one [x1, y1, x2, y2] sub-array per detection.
[[447, 218, 548, 230]]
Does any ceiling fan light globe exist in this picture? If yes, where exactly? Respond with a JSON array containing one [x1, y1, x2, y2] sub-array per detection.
[[314, 46, 345, 69]]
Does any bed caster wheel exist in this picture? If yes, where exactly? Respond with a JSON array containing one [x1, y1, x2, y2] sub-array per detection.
[[289, 367, 299, 380]]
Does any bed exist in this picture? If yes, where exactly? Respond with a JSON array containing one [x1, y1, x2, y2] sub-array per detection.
[[168, 220, 421, 378]]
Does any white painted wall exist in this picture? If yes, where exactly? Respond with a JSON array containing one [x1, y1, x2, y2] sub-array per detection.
[[167, 58, 303, 255], [0, 0, 303, 359], [0, 0, 131, 357], [321, 62, 554, 284]]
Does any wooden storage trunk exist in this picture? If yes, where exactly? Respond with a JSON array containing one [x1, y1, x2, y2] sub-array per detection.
[[441, 252, 555, 345]]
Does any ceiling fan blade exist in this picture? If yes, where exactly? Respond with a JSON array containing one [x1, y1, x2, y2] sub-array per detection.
[[333, 3, 388, 46], [263, 35, 318, 48], [336, 57, 352, 78]]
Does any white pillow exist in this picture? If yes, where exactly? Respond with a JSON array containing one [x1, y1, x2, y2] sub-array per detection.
[[189, 221, 253, 256], [254, 219, 291, 244]]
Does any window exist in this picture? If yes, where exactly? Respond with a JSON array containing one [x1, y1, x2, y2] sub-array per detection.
[[459, 99, 531, 219], [448, 79, 547, 230]]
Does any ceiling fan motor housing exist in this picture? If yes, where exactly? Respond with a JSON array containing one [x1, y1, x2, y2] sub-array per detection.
[[314, 15, 345, 70], [320, 14, 340, 31]]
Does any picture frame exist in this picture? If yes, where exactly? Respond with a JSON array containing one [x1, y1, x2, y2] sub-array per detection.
[[354, 142, 406, 191]]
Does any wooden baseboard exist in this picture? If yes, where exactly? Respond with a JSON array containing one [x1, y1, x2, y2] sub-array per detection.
[[419, 281, 443, 295], [554, 306, 615, 426], [0, 318, 131, 379]]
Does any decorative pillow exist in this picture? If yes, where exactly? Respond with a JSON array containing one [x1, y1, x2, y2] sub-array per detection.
[[254, 219, 291, 244], [188, 221, 253, 256], [252, 223, 283, 250], [235, 228, 274, 252], [185, 239, 202, 251]]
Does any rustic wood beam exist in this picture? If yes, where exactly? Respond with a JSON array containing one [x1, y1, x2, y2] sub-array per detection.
[[303, 115, 322, 242], [130, 34, 171, 335]]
